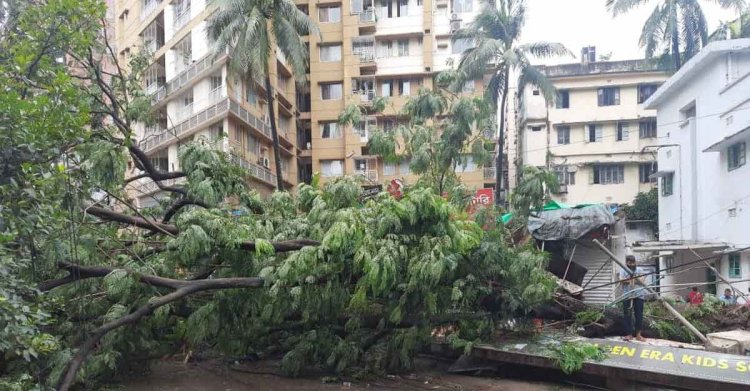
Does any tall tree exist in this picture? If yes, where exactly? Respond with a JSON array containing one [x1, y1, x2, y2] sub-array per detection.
[[207, 0, 319, 190], [453, 0, 571, 207], [607, 0, 746, 69], [710, 5, 750, 39]]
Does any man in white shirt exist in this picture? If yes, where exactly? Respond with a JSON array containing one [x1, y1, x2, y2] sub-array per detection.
[[619, 255, 647, 342]]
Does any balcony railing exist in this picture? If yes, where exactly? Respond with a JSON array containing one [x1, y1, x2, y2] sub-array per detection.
[[133, 177, 186, 195], [230, 154, 277, 187], [483, 167, 496, 180], [357, 50, 375, 63], [208, 86, 224, 105], [175, 103, 194, 122], [227, 100, 271, 139], [140, 98, 230, 152], [152, 53, 225, 104], [359, 7, 375, 23], [140, 0, 158, 21], [356, 169, 378, 182], [355, 89, 376, 104], [173, 9, 190, 32]]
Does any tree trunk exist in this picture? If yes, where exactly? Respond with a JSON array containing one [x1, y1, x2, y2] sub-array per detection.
[[495, 69, 510, 207], [264, 75, 284, 191], [672, 28, 682, 70]]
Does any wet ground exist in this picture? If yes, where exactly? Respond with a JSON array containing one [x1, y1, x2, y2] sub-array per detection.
[[120, 359, 581, 391]]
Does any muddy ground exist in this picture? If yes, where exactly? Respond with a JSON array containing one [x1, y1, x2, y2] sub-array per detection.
[[119, 359, 581, 391]]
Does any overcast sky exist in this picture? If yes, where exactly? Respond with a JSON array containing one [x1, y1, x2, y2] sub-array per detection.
[[520, 0, 741, 65]]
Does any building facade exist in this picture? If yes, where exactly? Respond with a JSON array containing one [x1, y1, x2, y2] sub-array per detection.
[[640, 39, 750, 299], [518, 49, 669, 205], [113, 0, 498, 207]]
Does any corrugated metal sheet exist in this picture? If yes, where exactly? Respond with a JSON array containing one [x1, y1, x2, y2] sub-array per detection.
[[576, 242, 615, 306]]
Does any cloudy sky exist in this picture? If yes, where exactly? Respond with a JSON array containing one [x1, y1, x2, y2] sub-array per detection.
[[520, 0, 741, 64]]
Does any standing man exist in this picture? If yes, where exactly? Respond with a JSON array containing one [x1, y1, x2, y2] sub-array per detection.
[[720, 288, 737, 305], [620, 255, 647, 342]]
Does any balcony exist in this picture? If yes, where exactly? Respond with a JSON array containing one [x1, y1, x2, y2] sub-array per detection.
[[359, 7, 375, 23], [484, 167, 496, 180], [140, 0, 159, 21], [173, 9, 190, 33], [354, 89, 376, 105], [133, 177, 186, 196], [227, 99, 271, 139], [175, 103, 194, 123], [230, 154, 278, 187], [151, 52, 228, 105], [208, 85, 225, 105], [140, 98, 230, 152], [356, 169, 378, 182]]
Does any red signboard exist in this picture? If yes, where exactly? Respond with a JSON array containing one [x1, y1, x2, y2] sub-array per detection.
[[472, 188, 494, 207]]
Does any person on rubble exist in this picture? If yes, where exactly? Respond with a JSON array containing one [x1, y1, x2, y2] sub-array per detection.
[[720, 288, 737, 305], [688, 286, 704, 306], [619, 255, 646, 342]]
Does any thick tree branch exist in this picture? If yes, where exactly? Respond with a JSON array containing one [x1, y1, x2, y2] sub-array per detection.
[[86, 205, 179, 235], [84, 206, 320, 251], [128, 145, 186, 181], [162, 198, 210, 223], [56, 273, 264, 391]]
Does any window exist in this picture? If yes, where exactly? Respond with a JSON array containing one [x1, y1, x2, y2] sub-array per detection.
[[209, 124, 224, 141], [246, 133, 260, 155], [592, 164, 624, 184], [398, 0, 408, 17], [532, 89, 540, 96], [639, 118, 657, 138], [639, 162, 657, 183], [452, 0, 472, 13], [681, 103, 696, 119], [379, 0, 393, 18], [616, 122, 629, 141], [455, 156, 476, 173], [597, 86, 620, 106], [381, 80, 393, 97], [661, 173, 673, 196], [663, 255, 674, 271], [587, 124, 603, 142], [321, 83, 343, 100], [320, 122, 342, 139], [398, 80, 411, 96], [246, 83, 257, 104], [555, 166, 575, 185], [150, 149, 169, 172], [556, 90, 569, 109], [397, 39, 409, 56], [556, 126, 570, 145], [530, 126, 542, 132], [320, 44, 342, 62], [452, 38, 472, 54], [638, 84, 658, 104], [320, 160, 344, 177], [728, 253, 741, 278], [399, 159, 411, 174], [461, 80, 474, 93], [728, 142, 746, 171], [384, 162, 396, 175], [318, 5, 341, 22]]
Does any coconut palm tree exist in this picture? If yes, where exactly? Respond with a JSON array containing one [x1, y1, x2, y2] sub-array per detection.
[[710, 6, 750, 40], [207, 0, 318, 191], [607, 0, 745, 70], [453, 0, 571, 206]]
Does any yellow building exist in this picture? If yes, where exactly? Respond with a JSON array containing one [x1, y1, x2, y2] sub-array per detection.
[[518, 48, 670, 205], [113, 0, 496, 204]]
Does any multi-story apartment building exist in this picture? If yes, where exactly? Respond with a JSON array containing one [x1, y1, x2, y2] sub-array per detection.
[[116, 0, 299, 207], [518, 48, 669, 205], [301, 0, 495, 191], [115, 0, 497, 206]]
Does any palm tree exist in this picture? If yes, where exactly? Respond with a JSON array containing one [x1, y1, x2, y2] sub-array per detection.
[[207, 0, 318, 191], [710, 6, 750, 40], [453, 0, 571, 206], [607, 0, 745, 70]]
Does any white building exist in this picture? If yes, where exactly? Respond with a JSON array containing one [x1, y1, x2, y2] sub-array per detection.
[[639, 39, 750, 299], [518, 47, 669, 205]]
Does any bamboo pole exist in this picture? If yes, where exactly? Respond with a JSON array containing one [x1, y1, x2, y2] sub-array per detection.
[[592, 239, 708, 344]]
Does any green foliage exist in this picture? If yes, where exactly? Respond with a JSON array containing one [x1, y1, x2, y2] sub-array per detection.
[[622, 188, 658, 234], [574, 310, 603, 327], [510, 166, 559, 220], [548, 341, 607, 375]]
